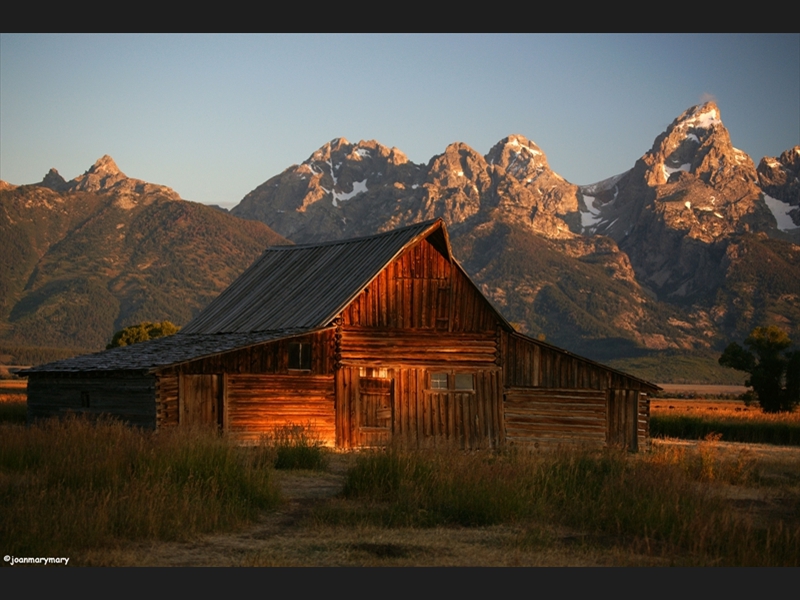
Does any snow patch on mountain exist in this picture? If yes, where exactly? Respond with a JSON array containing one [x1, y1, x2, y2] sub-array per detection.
[[663, 163, 692, 180], [334, 179, 368, 203], [764, 194, 798, 230]]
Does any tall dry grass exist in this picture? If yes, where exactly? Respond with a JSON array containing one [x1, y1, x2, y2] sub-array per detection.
[[0, 417, 280, 557], [651, 400, 800, 445], [316, 443, 800, 566], [265, 424, 328, 471]]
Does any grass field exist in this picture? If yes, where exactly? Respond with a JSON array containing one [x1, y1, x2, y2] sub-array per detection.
[[0, 417, 282, 558], [3, 415, 800, 566], [651, 399, 800, 446]]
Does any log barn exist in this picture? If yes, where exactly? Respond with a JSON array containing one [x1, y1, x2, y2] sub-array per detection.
[[25, 219, 658, 451]]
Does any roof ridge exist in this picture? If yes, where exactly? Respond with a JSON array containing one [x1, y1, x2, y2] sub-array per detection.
[[271, 219, 441, 250]]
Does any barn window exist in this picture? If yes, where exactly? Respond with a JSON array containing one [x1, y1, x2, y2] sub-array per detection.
[[429, 371, 475, 392], [81, 391, 90, 408], [454, 373, 474, 390], [288, 342, 312, 370], [430, 372, 448, 390]]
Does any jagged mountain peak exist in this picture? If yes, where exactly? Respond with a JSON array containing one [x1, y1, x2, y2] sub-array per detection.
[[40, 168, 68, 191], [87, 154, 123, 177], [306, 138, 410, 168], [674, 101, 722, 132], [640, 101, 762, 194], [63, 156, 180, 201], [486, 134, 550, 182]]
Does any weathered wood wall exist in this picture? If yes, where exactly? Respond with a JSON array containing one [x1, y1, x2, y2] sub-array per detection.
[[159, 331, 333, 376], [335, 366, 503, 449], [338, 328, 498, 368], [504, 332, 650, 390], [332, 237, 505, 449], [502, 332, 657, 450], [607, 389, 640, 451], [341, 238, 499, 333], [226, 374, 335, 444], [638, 394, 650, 450], [154, 331, 335, 440], [156, 374, 178, 427], [27, 373, 157, 428], [504, 388, 607, 449]]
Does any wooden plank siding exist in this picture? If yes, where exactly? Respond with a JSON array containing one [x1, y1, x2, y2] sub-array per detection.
[[225, 374, 335, 445], [336, 366, 503, 450], [158, 330, 333, 376], [341, 238, 499, 333], [504, 388, 607, 449], [27, 374, 157, 428], [607, 389, 640, 451], [638, 394, 651, 450], [338, 328, 498, 368], [25, 221, 657, 452], [501, 332, 657, 450]]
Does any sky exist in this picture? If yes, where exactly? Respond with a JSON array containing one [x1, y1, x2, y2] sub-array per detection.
[[1, 34, 798, 207]]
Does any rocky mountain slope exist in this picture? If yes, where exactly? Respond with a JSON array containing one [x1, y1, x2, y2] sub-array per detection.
[[0, 158, 288, 357], [4, 103, 796, 371], [231, 102, 799, 361]]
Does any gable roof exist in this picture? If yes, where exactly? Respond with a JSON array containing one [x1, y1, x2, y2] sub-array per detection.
[[182, 219, 508, 334], [26, 219, 510, 374]]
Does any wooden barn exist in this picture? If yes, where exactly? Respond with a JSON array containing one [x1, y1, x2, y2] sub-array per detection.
[[25, 219, 658, 451]]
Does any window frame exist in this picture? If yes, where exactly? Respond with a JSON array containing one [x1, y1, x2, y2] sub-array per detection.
[[428, 371, 475, 392]]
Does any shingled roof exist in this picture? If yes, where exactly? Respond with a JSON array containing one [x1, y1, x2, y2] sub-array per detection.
[[27, 219, 506, 374]]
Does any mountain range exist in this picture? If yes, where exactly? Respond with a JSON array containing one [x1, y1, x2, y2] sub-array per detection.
[[1, 101, 798, 380]]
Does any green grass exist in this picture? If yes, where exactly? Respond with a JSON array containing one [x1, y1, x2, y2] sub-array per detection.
[[0, 417, 281, 558], [314, 445, 800, 566]]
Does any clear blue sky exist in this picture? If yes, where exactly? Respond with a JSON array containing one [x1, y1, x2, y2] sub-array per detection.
[[2, 34, 798, 206]]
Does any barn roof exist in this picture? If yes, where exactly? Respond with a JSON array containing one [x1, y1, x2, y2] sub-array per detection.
[[181, 219, 484, 334], [23, 329, 319, 374], [27, 219, 511, 374], [23, 219, 656, 390]]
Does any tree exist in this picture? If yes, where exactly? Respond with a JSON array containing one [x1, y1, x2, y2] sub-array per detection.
[[719, 326, 800, 413], [106, 321, 180, 349]]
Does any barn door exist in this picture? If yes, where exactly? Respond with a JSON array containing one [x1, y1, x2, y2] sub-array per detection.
[[180, 374, 223, 428], [607, 389, 638, 451], [358, 377, 393, 447]]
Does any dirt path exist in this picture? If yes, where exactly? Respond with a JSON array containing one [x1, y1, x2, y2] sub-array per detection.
[[86, 453, 662, 566], [80, 442, 800, 566]]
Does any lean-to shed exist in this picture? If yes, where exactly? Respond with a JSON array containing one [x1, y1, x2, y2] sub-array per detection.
[[25, 219, 659, 450]]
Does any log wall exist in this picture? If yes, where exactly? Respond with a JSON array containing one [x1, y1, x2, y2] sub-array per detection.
[[226, 374, 335, 445], [156, 374, 179, 427], [504, 388, 607, 449], [27, 373, 157, 428], [338, 327, 498, 368]]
